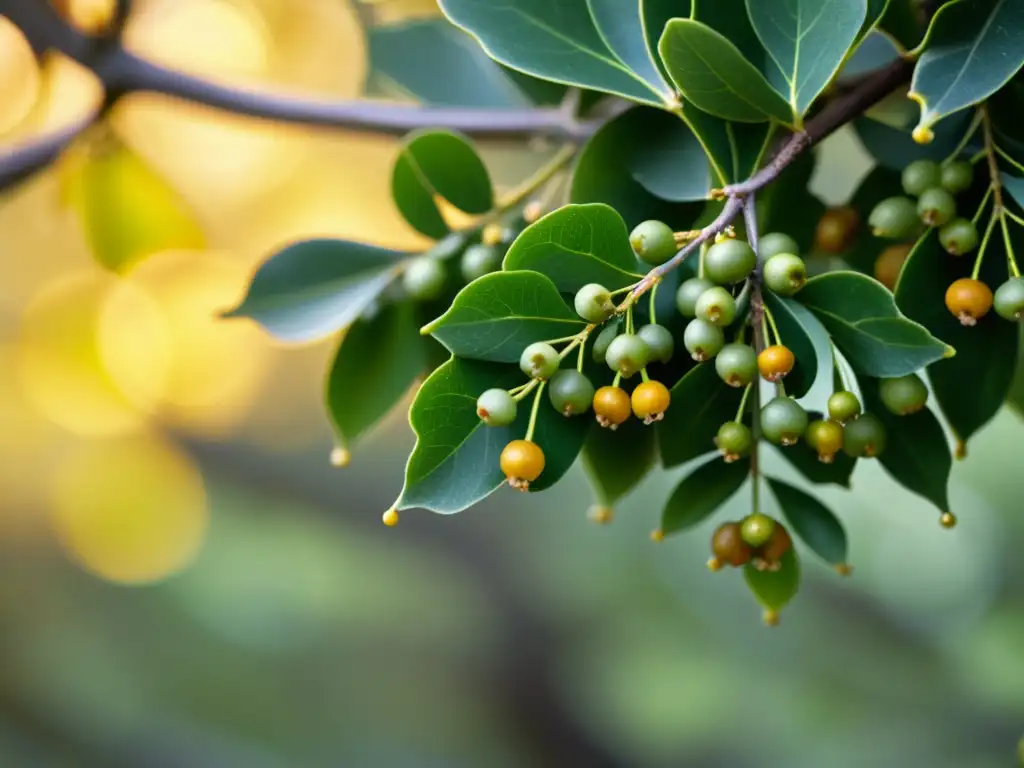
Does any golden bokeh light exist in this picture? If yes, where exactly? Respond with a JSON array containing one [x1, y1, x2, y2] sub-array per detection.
[[31, 55, 105, 136], [49, 433, 208, 584], [0, 17, 41, 137]]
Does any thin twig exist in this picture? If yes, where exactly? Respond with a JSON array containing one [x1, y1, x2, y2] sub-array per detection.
[[743, 196, 764, 487]]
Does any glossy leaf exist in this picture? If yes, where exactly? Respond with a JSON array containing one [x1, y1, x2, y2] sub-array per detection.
[[586, 0, 673, 100], [423, 271, 584, 362], [224, 239, 405, 343], [767, 476, 848, 565], [744, 548, 801, 612], [502, 204, 643, 292], [1003, 173, 1024, 209], [878, 0, 923, 51], [658, 362, 744, 467], [661, 456, 749, 535], [855, 111, 973, 171], [797, 271, 950, 377], [763, 292, 831, 398], [626, 111, 714, 202], [581, 417, 657, 506], [857, 0, 893, 44]]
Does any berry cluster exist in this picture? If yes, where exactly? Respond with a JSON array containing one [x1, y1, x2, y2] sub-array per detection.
[[709, 514, 791, 572]]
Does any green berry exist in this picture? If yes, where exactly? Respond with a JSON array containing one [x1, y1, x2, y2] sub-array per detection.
[[549, 370, 595, 416], [879, 374, 929, 415], [715, 421, 752, 460], [760, 397, 809, 446], [843, 412, 887, 458], [591, 323, 619, 364], [740, 513, 776, 548], [637, 324, 675, 364], [683, 318, 725, 361], [763, 253, 807, 296], [460, 244, 502, 283], [403, 256, 446, 300], [476, 388, 517, 426], [938, 217, 979, 256], [605, 334, 650, 378], [759, 232, 800, 261], [630, 220, 677, 265], [695, 286, 737, 326], [993, 276, 1024, 321], [676, 277, 715, 317], [715, 343, 757, 388], [917, 187, 957, 227], [869, 196, 919, 239], [574, 283, 615, 323], [901, 159, 941, 197], [520, 342, 560, 380], [940, 160, 974, 194], [705, 239, 756, 284], [827, 390, 862, 423]]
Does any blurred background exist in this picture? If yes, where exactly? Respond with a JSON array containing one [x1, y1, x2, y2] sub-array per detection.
[[1, 1, 1023, 765]]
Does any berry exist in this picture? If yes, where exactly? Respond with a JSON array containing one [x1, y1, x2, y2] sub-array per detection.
[[869, 197, 919, 239], [593, 386, 631, 429], [938, 217, 979, 255], [676, 277, 715, 317], [879, 374, 928, 415], [520, 342, 560, 380], [683, 318, 725, 361], [814, 206, 859, 253], [500, 439, 545, 490], [843, 413, 887, 458], [757, 344, 795, 382], [759, 232, 800, 261], [945, 277, 993, 326], [760, 397, 808, 446], [630, 220, 677, 265], [917, 187, 957, 227], [806, 419, 844, 463], [940, 160, 974, 194], [994, 276, 1024, 321], [874, 243, 912, 290], [637, 323, 675, 364], [476, 388, 517, 426], [827, 391, 862, 423], [763, 253, 807, 296], [592, 323, 620, 364], [704, 239, 756, 284], [605, 334, 650, 378], [715, 343, 757, 388], [549, 370, 595, 416], [403, 256, 446, 300], [711, 522, 752, 568], [741, 513, 775, 548], [574, 283, 615, 323], [901, 159, 941, 196], [460, 244, 501, 283], [761, 523, 793, 563], [632, 380, 671, 423], [695, 286, 737, 326], [716, 421, 752, 461]]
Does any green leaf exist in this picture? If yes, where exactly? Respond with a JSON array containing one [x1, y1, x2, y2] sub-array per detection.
[[909, 0, 1024, 136], [224, 239, 404, 343], [586, 0, 673, 100], [423, 271, 585, 362], [658, 362, 744, 467], [894, 229, 1019, 445], [392, 129, 493, 239], [661, 456, 749, 535], [744, 548, 801, 613], [326, 302, 426, 449], [776, 428, 857, 488], [855, 111, 973, 170], [766, 476, 848, 565], [758, 147, 825, 253], [746, 0, 867, 122], [797, 271, 950, 377], [878, 0, 923, 51], [438, 0, 667, 106], [857, 0, 893, 45], [581, 417, 658, 506], [1003, 172, 1024, 209], [626, 112, 714, 202], [844, 31, 900, 82], [502, 204, 643, 292], [763, 292, 831, 398], [659, 19, 794, 124]]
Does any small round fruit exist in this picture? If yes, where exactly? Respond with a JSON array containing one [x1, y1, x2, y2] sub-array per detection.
[[806, 419, 844, 463], [759, 232, 800, 261], [874, 243, 912, 290], [761, 523, 792, 562], [716, 421, 752, 461], [593, 386, 631, 429], [632, 380, 671, 423], [574, 283, 615, 323], [402, 256, 446, 300], [827, 390, 862, 423], [711, 522, 752, 567], [757, 344, 795, 382], [901, 159, 941, 196], [637, 324, 675, 364], [879, 374, 928, 415], [520, 342, 560, 380], [938, 217, 979, 255], [704, 238, 756, 284], [940, 160, 974, 194], [993, 276, 1024, 321], [630, 219, 677, 265], [592, 323, 620, 364], [917, 187, 957, 227], [460, 244, 501, 283], [741, 513, 776, 548], [760, 397, 809, 446], [815, 206, 860, 253], [843, 413, 887, 458], [715, 343, 757, 388], [549, 370, 595, 416], [869, 196, 919, 240], [683, 318, 725, 361], [476, 388, 517, 426], [695, 286, 737, 326], [676, 277, 715, 317], [605, 334, 650, 378], [500, 439, 545, 490], [945, 278, 993, 326], [763, 253, 807, 296]]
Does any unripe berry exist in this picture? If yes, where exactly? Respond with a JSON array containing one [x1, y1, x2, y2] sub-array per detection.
[[631, 380, 671, 423], [760, 397, 808, 446], [520, 342, 560, 380], [695, 286, 737, 326], [676, 277, 715, 317], [945, 277, 993, 326], [828, 390, 862, 423], [460, 244, 502, 283], [605, 334, 650, 378], [740, 513, 775, 548], [869, 196, 919, 239], [683, 318, 725, 361], [874, 243, 912, 290], [940, 160, 974, 194], [574, 283, 615, 323], [763, 253, 807, 296], [843, 412, 887, 458], [711, 522, 752, 567], [715, 421, 752, 461], [879, 374, 929, 415], [759, 232, 800, 261], [548, 370, 595, 416], [637, 323, 675, 364], [938, 217, 979, 255], [901, 159, 941, 196], [917, 187, 957, 227], [806, 419, 844, 463], [630, 220, 677, 265], [704, 239, 756, 284], [814, 206, 859, 253], [476, 388, 517, 426], [592, 323, 619, 364], [758, 344, 795, 382], [993, 276, 1024, 321], [715, 343, 757, 387], [403, 256, 447, 300], [593, 386, 631, 429], [500, 439, 545, 490]]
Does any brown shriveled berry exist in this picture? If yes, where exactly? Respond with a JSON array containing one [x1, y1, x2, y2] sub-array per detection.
[[631, 380, 671, 424], [814, 206, 859, 254], [500, 440, 545, 491], [760, 523, 792, 567], [593, 386, 631, 429], [757, 344, 795, 382], [945, 278, 993, 326], [711, 522, 752, 568], [873, 244, 912, 291]]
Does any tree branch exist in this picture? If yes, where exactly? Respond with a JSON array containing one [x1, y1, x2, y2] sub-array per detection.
[[0, 114, 97, 190]]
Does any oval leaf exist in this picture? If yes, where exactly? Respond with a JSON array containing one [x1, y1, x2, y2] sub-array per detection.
[[657, 362, 745, 468], [682, 109, 774, 187], [626, 110, 715, 201], [744, 548, 801, 612], [586, 0, 674, 100], [763, 292, 831, 399], [855, 110, 973, 171], [661, 456, 749, 535], [581, 417, 657, 506], [766, 476, 848, 565]]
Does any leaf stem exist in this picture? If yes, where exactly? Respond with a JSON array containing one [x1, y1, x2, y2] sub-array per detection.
[[1000, 212, 1021, 278], [995, 145, 1024, 175], [743, 196, 763, 488], [576, 338, 586, 373], [972, 185, 994, 225], [524, 381, 546, 442]]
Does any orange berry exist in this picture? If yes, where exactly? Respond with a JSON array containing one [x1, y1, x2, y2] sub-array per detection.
[[757, 344, 795, 382], [631, 380, 671, 424], [814, 206, 859, 254], [873, 244, 912, 290], [945, 278, 993, 326], [593, 386, 631, 429], [500, 439, 545, 491], [761, 522, 792, 564]]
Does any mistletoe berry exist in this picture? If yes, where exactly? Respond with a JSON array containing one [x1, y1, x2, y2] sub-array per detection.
[[901, 159, 941, 196], [715, 343, 757, 388], [938, 218, 979, 255], [476, 388, 517, 426], [605, 334, 650, 378], [630, 219, 677, 265], [631, 380, 671, 423], [637, 323, 675, 364], [460, 243, 502, 283], [869, 196, 919, 239], [675, 277, 715, 317], [758, 345, 795, 382], [945, 278, 993, 325], [760, 397, 808, 446], [710, 522, 752, 569], [828, 391, 862, 423], [520, 342, 560, 380], [917, 187, 957, 227], [814, 206, 859, 253], [716, 421, 752, 461], [741, 513, 776, 548], [879, 374, 929, 415], [874, 243, 912, 289], [704, 238, 756, 284], [500, 439, 545, 491], [993, 277, 1024, 321], [683, 318, 725, 361], [806, 419, 844, 463], [548, 370, 595, 416], [574, 283, 615, 323], [760, 523, 793, 566], [695, 286, 737, 326], [402, 256, 446, 300], [758, 232, 800, 261], [591, 323, 619, 364], [593, 386, 631, 429], [763, 253, 807, 296], [940, 160, 974, 194], [843, 413, 887, 458]]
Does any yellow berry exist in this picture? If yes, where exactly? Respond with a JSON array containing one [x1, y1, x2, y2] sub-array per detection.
[[631, 380, 671, 424], [593, 386, 632, 429], [382, 507, 399, 527], [500, 439, 545, 490], [330, 447, 351, 468], [945, 278, 993, 326]]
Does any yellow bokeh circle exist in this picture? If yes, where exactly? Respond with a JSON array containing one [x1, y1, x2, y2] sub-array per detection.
[[0, 16, 41, 137]]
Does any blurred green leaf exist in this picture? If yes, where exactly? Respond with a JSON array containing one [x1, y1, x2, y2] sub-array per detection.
[[767, 476, 848, 565], [661, 456, 749, 535], [581, 417, 657, 506], [855, 111, 973, 170], [658, 362, 744, 467], [878, 0, 922, 50], [744, 548, 801, 613]]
